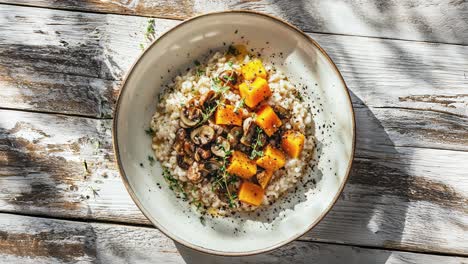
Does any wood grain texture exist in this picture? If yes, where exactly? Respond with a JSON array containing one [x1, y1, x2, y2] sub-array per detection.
[[0, 109, 466, 255], [0, 5, 467, 119], [0, 213, 466, 264], [1, 0, 468, 45]]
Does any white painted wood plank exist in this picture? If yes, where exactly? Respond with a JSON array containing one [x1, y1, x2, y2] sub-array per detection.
[[0, 5, 467, 118], [1, 0, 467, 45], [0, 213, 465, 263]]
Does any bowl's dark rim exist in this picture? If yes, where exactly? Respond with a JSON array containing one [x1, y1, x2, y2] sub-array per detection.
[[112, 10, 356, 257]]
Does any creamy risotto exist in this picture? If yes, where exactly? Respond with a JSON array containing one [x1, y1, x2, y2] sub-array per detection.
[[150, 45, 315, 215]]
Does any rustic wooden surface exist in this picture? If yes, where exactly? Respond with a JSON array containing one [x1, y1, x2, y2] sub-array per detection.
[[0, 1, 467, 263]]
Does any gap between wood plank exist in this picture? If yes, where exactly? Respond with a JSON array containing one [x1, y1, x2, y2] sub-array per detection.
[[0, 210, 466, 258], [0, 106, 113, 120], [1, 2, 468, 48]]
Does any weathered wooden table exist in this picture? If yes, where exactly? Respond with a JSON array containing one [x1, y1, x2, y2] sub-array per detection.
[[0, 1, 467, 263]]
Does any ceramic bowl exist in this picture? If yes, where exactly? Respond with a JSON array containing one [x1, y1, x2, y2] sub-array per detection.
[[113, 11, 355, 256]]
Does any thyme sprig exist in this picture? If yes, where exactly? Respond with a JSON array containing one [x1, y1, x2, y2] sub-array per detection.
[[250, 127, 265, 159], [233, 98, 245, 113], [212, 147, 238, 208], [163, 167, 187, 199]]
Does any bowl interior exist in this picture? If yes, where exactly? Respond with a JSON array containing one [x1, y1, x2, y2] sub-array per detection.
[[114, 12, 354, 255]]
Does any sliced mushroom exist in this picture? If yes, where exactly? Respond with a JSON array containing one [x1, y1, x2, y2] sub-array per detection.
[[208, 121, 224, 136], [199, 90, 219, 108], [183, 141, 195, 155], [204, 159, 222, 172], [177, 154, 193, 170], [194, 147, 212, 161], [180, 107, 202, 128], [190, 125, 215, 145], [176, 128, 187, 141], [227, 126, 242, 147], [240, 117, 256, 146], [273, 105, 291, 120], [211, 137, 231, 157], [173, 141, 185, 155], [187, 162, 203, 183], [218, 70, 238, 87]]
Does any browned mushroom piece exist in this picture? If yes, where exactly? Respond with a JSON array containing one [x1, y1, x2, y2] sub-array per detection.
[[211, 136, 230, 157], [227, 126, 242, 147], [173, 141, 185, 155], [190, 125, 215, 146], [199, 90, 220, 109], [273, 105, 291, 120], [176, 128, 187, 141], [208, 121, 224, 137], [180, 106, 202, 128], [183, 141, 195, 155], [187, 162, 204, 183], [194, 147, 212, 162], [204, 159, 222, 172], [177, 154, 193, 170], [240, 117, 256, 146], [218, 70, 238, 87]]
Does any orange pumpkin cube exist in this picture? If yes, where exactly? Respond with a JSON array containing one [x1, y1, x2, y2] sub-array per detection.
[[281, 130, 306, 158], [256, 145, 286, 171], [238, 181, 264, 206], [215, 105, 242, 126], [226, 151, 257, 179], [241, 59, 267, 81], [256, 170, 274, 189], [239, 77, 272, 108], [254, 105, 282, 136]]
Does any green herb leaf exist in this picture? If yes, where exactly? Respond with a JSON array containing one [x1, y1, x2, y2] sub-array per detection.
[[227, 61, 233, 68], [196, 69, 205, 77], [250, 128, 265, 159], [145, 19, 155, 40], [148, 155, 155, 166], [233, 98, 245, 113], [145, 127, 154, 136]]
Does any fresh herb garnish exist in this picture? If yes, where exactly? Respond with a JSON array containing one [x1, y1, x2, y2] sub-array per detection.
[[227, 61, 233, 68], [211, 78, 229, 94], [196, 69, 205, 77], [148, 155, 155, 166], [145, 127, 154, 135], [250, 127, 265, 159], [294, 90, 304, 102], [233, 98, 245, 113], [198, 100, 221, 125], [145, 18, 155, 40], [211, 147, 238, 208], [162, 167, 187, 198], [139, 43, 145, 51]]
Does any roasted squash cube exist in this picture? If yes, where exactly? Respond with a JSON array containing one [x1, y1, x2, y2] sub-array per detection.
[[256, 170, 274, 189], [256, 145, 286, 171], [241, 59, 267, 81], [239, 77, 271, 108], [227, 151, 257, 179], [254, 105, 282, 136], [281, 130, 306, 158], [238, 181, 264, 206], [215, 105, 242, 126]]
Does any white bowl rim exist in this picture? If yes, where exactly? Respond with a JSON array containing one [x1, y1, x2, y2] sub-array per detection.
[[112, 10, 356, 256]]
